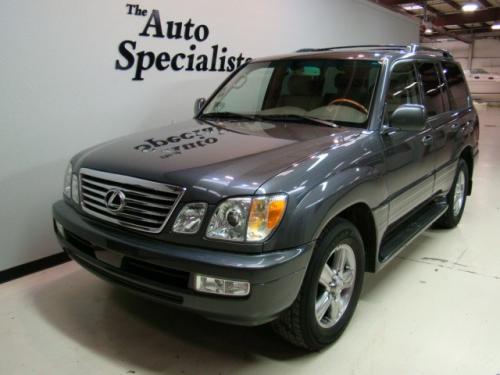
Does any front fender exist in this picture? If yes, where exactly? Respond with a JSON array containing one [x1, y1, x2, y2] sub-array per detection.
[[263, 165, 387, 251]]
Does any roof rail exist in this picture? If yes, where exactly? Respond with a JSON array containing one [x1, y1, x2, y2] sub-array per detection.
[[408, 43, 453, 58], [295, 43, 453, 58], [295, 44, 408, 53]]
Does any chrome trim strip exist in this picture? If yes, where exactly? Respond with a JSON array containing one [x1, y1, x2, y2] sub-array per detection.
[[81, 178, 178, 202], [79, 168, 186, 234]]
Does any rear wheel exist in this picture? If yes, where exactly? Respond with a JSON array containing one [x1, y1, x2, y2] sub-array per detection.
[[272, 218, 365, 351], [435, 159, 469, 229]]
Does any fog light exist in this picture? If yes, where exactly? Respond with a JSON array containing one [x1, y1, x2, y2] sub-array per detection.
[[55, 220, 65, 238], [194, 274, 250, 296]]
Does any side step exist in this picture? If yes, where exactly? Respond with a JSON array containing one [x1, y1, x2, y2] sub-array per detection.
[[379, 201, 448, 263]]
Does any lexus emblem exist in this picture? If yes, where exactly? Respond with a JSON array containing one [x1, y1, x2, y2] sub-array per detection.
[[104, 189, 126, 212]]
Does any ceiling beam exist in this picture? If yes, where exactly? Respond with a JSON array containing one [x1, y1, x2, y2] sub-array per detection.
[[434, 7, 500, 26], [371, 1, 472, 43], [428, 31, 500, 40], [440, 0, 461, 11], [374, 0, 423, 5], [477, 0, 491, 8]]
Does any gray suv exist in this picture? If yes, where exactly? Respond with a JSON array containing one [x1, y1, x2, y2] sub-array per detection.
[[53, 44, 479, 350]]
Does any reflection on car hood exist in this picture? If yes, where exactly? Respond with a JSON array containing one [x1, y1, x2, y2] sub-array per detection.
[[75, 118, 363, 201]]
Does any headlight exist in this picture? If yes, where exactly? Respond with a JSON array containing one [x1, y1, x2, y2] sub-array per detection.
[[206, 194, 287, 242], [63, 162, 80, 204], [63, 163, 72, 199], [71, 174, 80, 204], [173, 202, 207, 234], [206, 197, 251, 241]]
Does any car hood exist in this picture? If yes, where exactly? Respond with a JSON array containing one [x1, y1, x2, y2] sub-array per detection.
[[75, 118, 362, 202]]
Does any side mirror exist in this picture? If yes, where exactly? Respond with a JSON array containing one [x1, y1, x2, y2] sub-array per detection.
[[389, 104, 426, 132], [194, 97, 206, 116]]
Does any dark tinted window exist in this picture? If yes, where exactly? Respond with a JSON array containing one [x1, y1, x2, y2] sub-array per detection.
[[442, 61, 469, 110], [417, 62, 445, 116], [385, 62, 421, 122]]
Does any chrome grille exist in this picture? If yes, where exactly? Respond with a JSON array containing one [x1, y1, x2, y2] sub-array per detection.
[[79, 168, 185, 233]]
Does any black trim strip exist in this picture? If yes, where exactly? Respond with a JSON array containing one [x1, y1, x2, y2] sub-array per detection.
[[0, 252, 70, 284]]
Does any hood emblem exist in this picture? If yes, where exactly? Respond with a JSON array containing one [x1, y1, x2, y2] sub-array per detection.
[[104, 189, 126, 212]]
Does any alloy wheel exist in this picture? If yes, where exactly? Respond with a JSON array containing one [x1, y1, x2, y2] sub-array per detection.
[[315, 243, 357, 328]]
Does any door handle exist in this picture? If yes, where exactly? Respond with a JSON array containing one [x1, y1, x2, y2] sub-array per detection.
[[421, 135, 433, 146], [451, 122, 460, 130]]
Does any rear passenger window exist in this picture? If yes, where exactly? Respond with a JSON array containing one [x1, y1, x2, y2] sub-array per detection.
[[385, 62, 421, 122], [442, 61, 469, 110], [417, 62, 445, 117]]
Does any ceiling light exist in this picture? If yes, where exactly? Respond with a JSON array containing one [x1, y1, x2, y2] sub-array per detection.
[[462, 3, 479, 12], [492, 23, 500, 30], [424, 27, 434, 35], [401, 3, 423, 11]]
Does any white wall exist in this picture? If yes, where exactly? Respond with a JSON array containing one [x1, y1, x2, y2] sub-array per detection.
[[423, 39, 500, 74], [0, 0, 419, 272]]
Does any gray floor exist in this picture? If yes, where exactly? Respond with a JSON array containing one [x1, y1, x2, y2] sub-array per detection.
[[1, 105, 499, 375]]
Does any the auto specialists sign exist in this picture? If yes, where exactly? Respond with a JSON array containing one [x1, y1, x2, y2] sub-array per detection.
[[115, 4, 252, 81]]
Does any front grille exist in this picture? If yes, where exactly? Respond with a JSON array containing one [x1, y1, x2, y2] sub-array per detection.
[[79, 168, 185, 233]]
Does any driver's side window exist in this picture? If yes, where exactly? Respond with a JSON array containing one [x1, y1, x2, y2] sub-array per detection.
[[384, 62, 421, 123]]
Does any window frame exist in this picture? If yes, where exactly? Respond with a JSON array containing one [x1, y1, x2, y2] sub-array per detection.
[[415, 60, 448, 119], [382, 59, 423, 126], [440, 60, 472, 111]]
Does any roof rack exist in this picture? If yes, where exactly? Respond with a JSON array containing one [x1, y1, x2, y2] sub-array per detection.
[[295, 43, 453, 58], [295, 44, 408, 53], [408, 44, 453, 58]]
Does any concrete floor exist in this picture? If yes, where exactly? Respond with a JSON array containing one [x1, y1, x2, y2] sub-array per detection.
[[1, 105, 499, 375]]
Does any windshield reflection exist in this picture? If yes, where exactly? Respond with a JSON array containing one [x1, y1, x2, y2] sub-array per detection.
[[201, 58, 381, 128]]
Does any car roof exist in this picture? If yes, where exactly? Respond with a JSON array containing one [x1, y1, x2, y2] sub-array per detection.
[[251, 44, 455, 64]]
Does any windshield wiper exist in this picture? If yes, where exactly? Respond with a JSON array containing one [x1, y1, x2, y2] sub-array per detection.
[[257, 114, 338, 128], [199, 112, 259, 121]]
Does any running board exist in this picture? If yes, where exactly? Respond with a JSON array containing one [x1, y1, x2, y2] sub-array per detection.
[[379, 201, 448, 263]]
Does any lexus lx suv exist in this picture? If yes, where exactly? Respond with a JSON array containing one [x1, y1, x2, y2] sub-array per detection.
[[53, 44, 479, 350]]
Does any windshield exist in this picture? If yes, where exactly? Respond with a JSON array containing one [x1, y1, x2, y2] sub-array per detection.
[[202, 59, 381, 128]]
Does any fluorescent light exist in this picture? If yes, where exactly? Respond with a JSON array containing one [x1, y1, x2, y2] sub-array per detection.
[[462, 3, 479, 12], [492, 23, 500, 30], [401, 3, 423, 11], [424, 27, 433, 35]]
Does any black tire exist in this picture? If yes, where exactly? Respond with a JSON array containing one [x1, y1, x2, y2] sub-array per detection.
[[272, 218, 365, 351], [435, 159, 469, 229]]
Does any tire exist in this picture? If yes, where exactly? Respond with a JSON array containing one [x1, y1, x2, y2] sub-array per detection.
[[435, 159, 469, 229], [272, 218, 365, 351]]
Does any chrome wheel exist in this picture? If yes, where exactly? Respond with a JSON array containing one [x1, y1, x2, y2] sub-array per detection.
[[315, 243, 356, 328], [453, 170, 466, 217]]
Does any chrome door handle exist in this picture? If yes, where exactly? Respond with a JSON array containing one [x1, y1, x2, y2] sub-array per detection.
[[451, 122, 460, 130], [421, 135, 433, 145]]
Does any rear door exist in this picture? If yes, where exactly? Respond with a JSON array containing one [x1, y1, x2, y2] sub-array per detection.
[[433, 61, 475, 194], [381, 61, 435, 224], [415, 61, 453, 195]]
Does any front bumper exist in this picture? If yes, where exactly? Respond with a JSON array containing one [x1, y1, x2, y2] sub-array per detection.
[[52, 200, 313, 326]]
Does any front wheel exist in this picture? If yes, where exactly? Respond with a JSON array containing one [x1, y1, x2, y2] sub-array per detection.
[[272, 218, 365, 351], [435, 159, 469, 229]]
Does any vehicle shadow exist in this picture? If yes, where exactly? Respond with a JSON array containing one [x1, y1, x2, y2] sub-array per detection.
[[31, 231, 434, 372], [31, 267, 313, 374]]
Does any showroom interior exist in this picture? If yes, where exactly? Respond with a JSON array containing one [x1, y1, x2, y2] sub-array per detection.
[[0, 0, 499, 373]]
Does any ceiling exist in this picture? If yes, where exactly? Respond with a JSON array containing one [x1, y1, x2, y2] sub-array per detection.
[[370, 0, 500, 42]]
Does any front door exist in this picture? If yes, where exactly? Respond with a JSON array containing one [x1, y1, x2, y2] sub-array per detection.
[[381, 61, 435, 225]]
